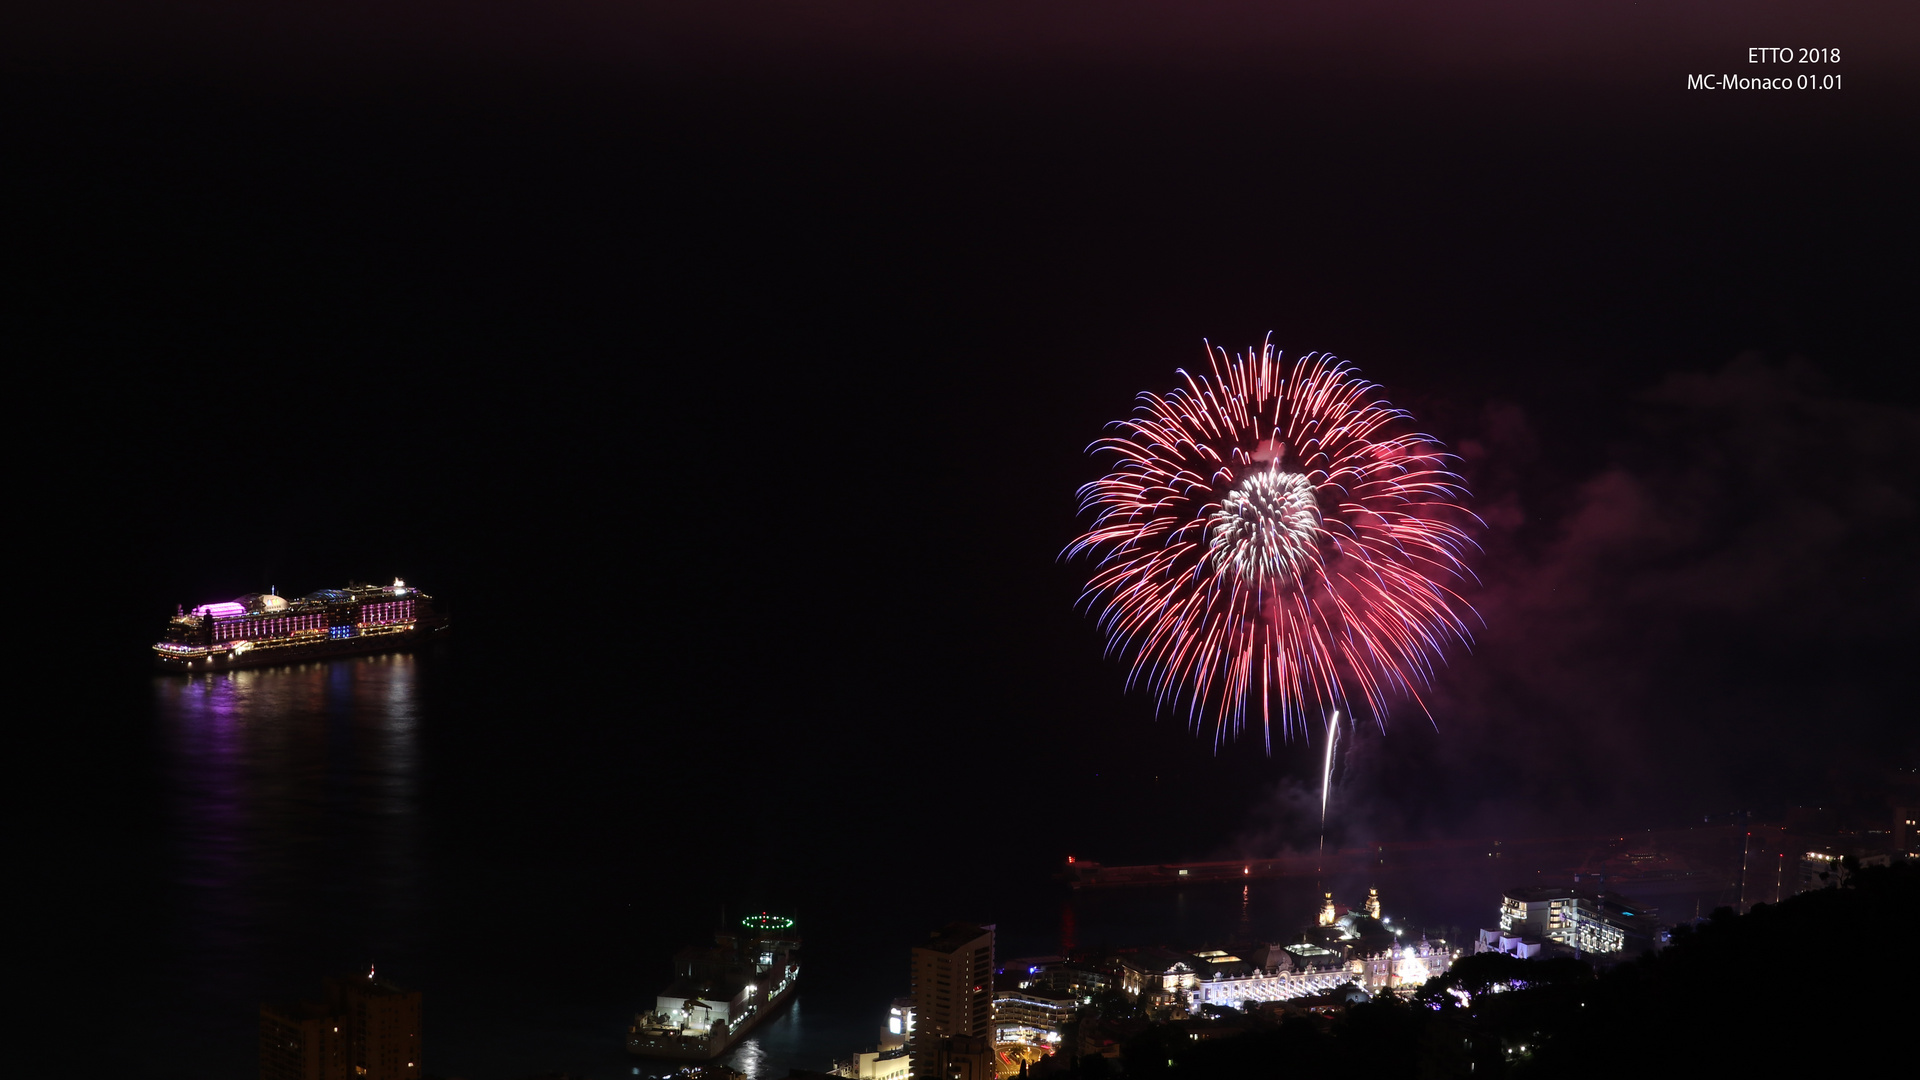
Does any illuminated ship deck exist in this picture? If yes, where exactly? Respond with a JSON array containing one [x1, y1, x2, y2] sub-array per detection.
[[153, 578, 448, 672], [628, 915, 801, 1062]]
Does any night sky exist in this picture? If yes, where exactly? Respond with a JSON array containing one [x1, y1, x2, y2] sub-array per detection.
[[14, 3, 1919, 1061]]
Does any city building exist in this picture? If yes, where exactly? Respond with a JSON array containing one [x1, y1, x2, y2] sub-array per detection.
[[831, 997, 916, 1080], [1474, 928, 1567, 960], [835, 1047, 911, 1080], [884, 997, 914, 1051], [1114, 947, 1196, 1002], [991, 985, 1075, 1046], [260, 1001, 349, 1080], [1185, 945, 1353, 1010], [261, 972, 420, 1080], [327, 973, 422, 1080], [910, 924, 995, 1080], [1347, 939, 1449, 993], [1800, 849, 1845, 892], [1077, 889, 1455, 1016], [1010, 960, 1109, 1004], [1187, 934, 1449, 1008], [1494, 886, 1659, 958]]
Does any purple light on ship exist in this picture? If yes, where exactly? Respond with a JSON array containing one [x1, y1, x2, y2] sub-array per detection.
[[192, 602, 246, 617]]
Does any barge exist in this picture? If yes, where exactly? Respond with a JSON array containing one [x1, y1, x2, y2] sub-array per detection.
[[629, 915, 800, 1061]]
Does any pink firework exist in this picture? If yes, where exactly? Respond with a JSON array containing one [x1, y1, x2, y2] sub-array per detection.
[[1065, 341, 1478, 749]]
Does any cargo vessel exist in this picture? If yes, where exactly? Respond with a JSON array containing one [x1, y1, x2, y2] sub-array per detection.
[[153, 579, 448, 672], [628, 915, 801, 1061]]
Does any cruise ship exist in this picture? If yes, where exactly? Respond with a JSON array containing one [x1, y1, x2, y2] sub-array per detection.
[[628, 915, 801, 1061], [153, 579, 448, 672]]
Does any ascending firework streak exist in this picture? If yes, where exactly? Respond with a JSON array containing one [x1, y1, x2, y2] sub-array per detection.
[[1319, 711, 1340, 869], [1065, 340, 1479, 752]]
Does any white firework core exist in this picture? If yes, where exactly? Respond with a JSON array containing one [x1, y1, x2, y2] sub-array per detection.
[[1209, 470, 1321, 582]]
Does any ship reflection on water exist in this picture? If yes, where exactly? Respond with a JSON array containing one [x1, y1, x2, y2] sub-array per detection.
[[628, 1002, 806, 1080], [726, 1002, 804, 1080], [152, 655, 425, 1035]]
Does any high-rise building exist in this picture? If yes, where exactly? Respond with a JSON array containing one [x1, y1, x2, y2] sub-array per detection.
[[1497, 887, 1658, 957], [261, 972, 421, 1080], [909, 924, 994, 1080], [260, 1001, 350, 1080], [327, 973, 422, 1080]]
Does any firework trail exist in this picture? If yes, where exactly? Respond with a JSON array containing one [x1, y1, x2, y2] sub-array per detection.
[[1065, 339, 1478, 751], [1320, 710, 1341, 829], [1319, 710, 1340, 869]]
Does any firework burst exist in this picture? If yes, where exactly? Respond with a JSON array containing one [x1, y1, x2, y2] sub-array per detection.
[[1065, 340, 1478, 750]]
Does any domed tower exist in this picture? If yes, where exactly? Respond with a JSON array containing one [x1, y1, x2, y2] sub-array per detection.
[[1318, 893, 1337, 927], [1365, 887, 1381, 921]]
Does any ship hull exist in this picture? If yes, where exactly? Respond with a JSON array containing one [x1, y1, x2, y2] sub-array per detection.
[[627, 975, 799, 1062], [153, 622, 449, 674]]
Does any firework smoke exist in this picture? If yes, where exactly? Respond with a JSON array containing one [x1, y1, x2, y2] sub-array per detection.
[[1065, 340, 1478, 749]]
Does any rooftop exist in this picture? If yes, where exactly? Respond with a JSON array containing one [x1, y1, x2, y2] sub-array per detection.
[[919, 923, 993, 955], [1505, 886, 1656, 918]]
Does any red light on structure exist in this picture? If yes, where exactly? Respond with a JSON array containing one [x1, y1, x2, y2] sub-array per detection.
[[1243, 866, 1250, 875], [1067, 856, 1075, 864]]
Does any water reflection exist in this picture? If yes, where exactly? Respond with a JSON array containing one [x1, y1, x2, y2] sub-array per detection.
[[726, 999, 803, 1080], [153, 655, 423, 999]]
